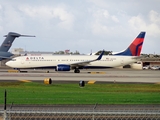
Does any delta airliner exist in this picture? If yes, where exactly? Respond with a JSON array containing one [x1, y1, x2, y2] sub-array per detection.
[[6, 32, 146, 73]]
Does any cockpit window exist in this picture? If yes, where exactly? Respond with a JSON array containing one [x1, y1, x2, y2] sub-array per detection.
[[11, 59, 16, 61]]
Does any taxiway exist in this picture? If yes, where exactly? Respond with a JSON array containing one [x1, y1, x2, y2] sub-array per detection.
[[0, 68, 159, 83]]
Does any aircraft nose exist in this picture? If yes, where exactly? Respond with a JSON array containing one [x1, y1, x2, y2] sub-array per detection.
[[5, 61, 12, 67]]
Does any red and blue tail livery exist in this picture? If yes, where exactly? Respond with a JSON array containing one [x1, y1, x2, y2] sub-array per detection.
[[114, 32, 146, 56]]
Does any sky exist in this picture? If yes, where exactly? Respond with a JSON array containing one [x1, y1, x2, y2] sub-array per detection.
[[0, 0, 160, 54]]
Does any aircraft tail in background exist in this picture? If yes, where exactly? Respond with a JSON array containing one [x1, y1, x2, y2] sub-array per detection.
[[0, 32, 35, 52], [0, 32, 35, 60], [113, 32, 146, 56]]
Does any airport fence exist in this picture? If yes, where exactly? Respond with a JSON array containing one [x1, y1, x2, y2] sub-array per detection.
[[0, 105, 160, 120]]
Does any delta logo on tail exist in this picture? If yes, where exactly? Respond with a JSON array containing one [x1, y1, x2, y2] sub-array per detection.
[[114, 32, 146, 56]]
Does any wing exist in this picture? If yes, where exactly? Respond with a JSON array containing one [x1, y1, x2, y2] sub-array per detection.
[[0, 56, 11, 59], [69, 50, 104, 68]]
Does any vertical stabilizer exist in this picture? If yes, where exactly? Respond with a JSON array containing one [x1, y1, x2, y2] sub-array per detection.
[[114, 32, 146, 56], [0, 32, 35, 52]]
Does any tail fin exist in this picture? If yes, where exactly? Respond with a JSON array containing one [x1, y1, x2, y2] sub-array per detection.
[[0, 32, 35, 52], [114, 32, 146, 56]]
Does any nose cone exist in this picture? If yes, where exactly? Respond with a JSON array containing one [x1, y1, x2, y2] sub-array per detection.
[[5, 61, 12, 67]]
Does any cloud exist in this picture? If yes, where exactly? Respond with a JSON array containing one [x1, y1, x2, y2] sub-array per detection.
[[111, 15, 119, 23], [128, 10, 160, 36], [128, 15, 146, 31], [87, 0, 108, 8], [0, 1, 159, 54], [0, 5, 3, 31], [149, 10, 160, 25], [19, 5, 75, 30], [90, 9, 121, 35], [53, 7, 75, 30], [0, 4, 24, 32]]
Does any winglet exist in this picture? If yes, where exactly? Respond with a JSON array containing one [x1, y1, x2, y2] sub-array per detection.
[[96, 50, 104, 60]]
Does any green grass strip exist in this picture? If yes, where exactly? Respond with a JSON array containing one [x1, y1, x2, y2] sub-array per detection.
[[0, 82, 160, 104]]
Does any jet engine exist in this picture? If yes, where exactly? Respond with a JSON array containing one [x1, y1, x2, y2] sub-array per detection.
[[56, 64, 70, 71]]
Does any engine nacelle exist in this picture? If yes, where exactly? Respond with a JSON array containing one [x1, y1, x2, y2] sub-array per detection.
[[56, 64, 70, 71]]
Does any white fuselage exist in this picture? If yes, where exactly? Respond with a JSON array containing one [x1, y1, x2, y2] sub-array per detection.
[[6, 55, 137, 69]]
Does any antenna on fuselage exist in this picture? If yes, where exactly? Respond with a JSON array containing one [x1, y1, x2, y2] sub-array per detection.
[[90, 49, 92, 55]]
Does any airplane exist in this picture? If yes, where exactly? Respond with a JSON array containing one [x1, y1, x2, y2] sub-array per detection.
[[0, 32, 35, 60], [5, 32, 146, 73]]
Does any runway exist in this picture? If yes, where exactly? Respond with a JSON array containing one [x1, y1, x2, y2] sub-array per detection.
[[0, 68, 160, 119], [0, 68, 160, 83]]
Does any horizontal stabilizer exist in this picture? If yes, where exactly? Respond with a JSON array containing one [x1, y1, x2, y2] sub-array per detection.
[[4, 32, 35, 37]]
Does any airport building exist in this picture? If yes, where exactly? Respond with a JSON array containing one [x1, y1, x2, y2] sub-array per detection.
[[123, 58, 160, 69], [11, 48, 54, 56]]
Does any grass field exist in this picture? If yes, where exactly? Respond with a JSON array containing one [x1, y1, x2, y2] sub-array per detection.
[[0, 81, 160, 105]]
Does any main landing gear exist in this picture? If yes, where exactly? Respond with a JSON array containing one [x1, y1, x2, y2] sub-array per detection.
[[74, 68, 80, 73]]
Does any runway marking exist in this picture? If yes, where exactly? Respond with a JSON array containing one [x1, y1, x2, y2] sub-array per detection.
[[88, 72, 106, 74], [88, 80, 96, 84], [8, 70, 19, 73], [19, 80, 32, 82]]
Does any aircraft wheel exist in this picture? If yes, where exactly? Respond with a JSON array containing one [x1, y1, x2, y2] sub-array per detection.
[[74, 69, 80, 73]]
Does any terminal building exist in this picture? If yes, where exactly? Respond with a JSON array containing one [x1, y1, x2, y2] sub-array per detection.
[[123, 58, 160, 69]]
